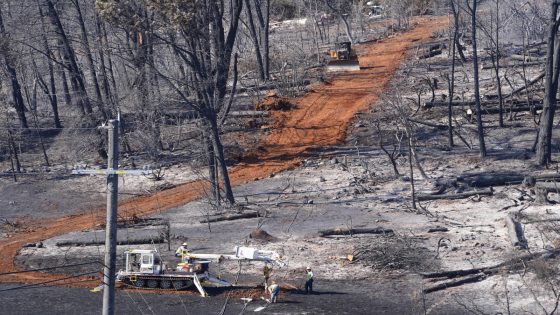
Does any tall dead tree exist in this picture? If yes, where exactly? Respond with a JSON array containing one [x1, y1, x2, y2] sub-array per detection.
[[45, 0, 94, 118], [244, 0, 270, 80], [535, 2, 560, 166], [73, 0, 107, 120], [98, 0, 243, 205], [37, 2, 61, 128], [448, 0, 460, 147], [467, 0, 487, 157], [0, 6, 28, 129]]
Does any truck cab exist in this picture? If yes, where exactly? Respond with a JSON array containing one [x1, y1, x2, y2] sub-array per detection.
[[124, 249, 162, 274]]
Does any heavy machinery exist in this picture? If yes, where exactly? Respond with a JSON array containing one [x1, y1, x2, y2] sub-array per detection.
[[326, 41, 360, 72], [115, 246, 284, 297]]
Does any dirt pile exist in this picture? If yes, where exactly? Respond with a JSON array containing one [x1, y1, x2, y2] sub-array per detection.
[[255, 92, 295, 111], [249, 229, 276, 242]]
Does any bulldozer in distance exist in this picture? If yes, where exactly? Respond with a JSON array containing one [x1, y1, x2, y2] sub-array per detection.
[[326, 41, 360, 72]]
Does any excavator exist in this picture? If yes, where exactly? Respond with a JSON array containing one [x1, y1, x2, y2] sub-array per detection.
[[326, 41, 360, 72]]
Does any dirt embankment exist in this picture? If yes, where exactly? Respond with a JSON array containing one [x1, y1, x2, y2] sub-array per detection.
[[0, 16, 448, 286]]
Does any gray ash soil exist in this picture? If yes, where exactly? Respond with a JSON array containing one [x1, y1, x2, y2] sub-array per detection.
[[0, 279, 472, 315]]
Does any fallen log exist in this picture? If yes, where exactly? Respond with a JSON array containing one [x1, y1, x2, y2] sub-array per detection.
[[481, 60, 544, 70], [425, 98, 535, 108], [479, 104, 542, 115], [510, 54, 547, 62], [200, 211, 260, 223], [428, 227, 449, 233], [423, 273, 486, 294], [506, 72, 545, 98], [422, 250, 560, 279], [484, 72, 545, 100], [56, 237, 166, 247], [318, 227, 393, 237], [416, 188, 493, 201], [505, 214, 528, 249], [456, 172, 560, 189], [458, 172, 526, 187]]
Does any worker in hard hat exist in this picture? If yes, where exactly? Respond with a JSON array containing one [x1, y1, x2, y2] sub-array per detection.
[[305, 266, 314, 294], [263, 264, 272, 291], [268, 280, 280, 303], [175, 242, 189, 258]]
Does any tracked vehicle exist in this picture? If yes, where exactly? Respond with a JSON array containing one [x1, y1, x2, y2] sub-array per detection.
[[115, 246, 283, 296], [327, 41, 360, 72]]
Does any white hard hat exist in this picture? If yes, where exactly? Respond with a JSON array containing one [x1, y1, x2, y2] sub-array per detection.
[[306, 266, 311, 270], [182, 242, 188, 246]]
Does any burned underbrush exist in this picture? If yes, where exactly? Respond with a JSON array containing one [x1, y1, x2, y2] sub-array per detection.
[[353, 233, 437, 273]]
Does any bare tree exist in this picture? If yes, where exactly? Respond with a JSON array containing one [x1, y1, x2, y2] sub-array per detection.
[[466, 0, 487, 157], [535, 2, 560, 166], [0, 6, 29, 129]]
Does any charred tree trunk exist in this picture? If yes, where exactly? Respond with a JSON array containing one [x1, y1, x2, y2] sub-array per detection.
[[470, 0, 487, 157], [45, 0, 94, 119], [73, 0, 107, 120], [38, 3, 61, 128], [0, 7, 28, 129], [536, 3, 560, 166], [244, 0, 266, 80], [209, 115, 235, 205]]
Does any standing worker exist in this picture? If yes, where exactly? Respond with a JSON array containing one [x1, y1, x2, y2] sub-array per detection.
[[175, 242, 189, 257], [305, 266, 314, 294], [268, 280, 280, 303], [263, 264, 272, 291]]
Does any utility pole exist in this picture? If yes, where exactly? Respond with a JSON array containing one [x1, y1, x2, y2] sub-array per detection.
[[72, 118, 150, 315], [103, 119, 118, 315]]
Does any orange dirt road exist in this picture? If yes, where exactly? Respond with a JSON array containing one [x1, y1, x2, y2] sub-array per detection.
[[0, 16, 447, 286]]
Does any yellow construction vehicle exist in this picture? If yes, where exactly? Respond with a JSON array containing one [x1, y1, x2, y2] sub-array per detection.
[[327, 41, 360, 72]]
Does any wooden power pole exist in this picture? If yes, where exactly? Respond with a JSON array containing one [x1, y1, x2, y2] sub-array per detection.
[[72, 118, 150, 315]]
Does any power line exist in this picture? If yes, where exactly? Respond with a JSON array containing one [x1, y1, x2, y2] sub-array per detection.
[[0, 127, 100, 130], [0, 261, 104, 276], [0, 271, 100, 293]]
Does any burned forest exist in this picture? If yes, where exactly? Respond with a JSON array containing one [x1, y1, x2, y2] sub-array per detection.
[[1, 0, 560, 314]]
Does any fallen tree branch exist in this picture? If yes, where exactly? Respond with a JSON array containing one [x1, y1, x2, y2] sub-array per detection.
[[421, 250, 560, 279], [485, 72, 545, 100], [425, 99, 543, 108], [318, 227, 393, 237], [416, 188, 493, 201], [199, 211, 260, 223], [423, 273, 486, 293]]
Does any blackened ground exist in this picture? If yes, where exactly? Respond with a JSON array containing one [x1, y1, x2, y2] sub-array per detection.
[[0, 279, 473, 314]]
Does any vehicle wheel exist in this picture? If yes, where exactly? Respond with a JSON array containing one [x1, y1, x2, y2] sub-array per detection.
[[183, 280, 193, 289], [133, 279, 145, 288], [160, 280, 172, 289], [147, 280, 159, 289], [172, 280, 184, 289]]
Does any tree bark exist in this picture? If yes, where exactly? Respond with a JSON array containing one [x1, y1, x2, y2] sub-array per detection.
[[45, 0, 94, 119], [416, 188, 493, 201], [470, 0, 487, 157], [73, 0, 107, 120], [536, 3, 560, 166], [318, 227, 393, 237], [244, 0, 266, 80], [0, 7, 28, 129]]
